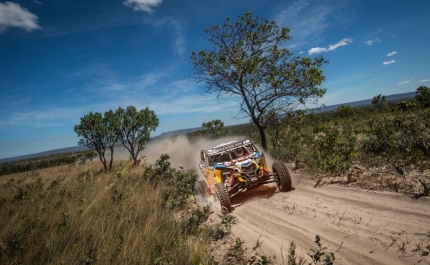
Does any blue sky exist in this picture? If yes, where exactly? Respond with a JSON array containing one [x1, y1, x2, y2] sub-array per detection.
[[0, 0, 429, 159]]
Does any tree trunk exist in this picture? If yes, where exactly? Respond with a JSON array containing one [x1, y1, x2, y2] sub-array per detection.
[[132, 153, 138, 165], [98, 151, 107, 171], [258, 126, 268, 151], [271, 123, 279, 151], [109, 146, 114, 169]]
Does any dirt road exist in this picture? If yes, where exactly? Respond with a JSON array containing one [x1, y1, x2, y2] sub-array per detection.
[[228, 172, 430, 265], [142, 136, 429, 264]]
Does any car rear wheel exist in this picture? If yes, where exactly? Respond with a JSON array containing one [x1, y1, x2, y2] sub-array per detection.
[[273, 161, 292, 192]]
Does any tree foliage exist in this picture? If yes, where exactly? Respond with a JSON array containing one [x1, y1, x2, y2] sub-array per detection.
[[74, 112, 118, 171], [74, 106, 158, 169], [191, 11, 327, 149], [416, 85, 430, 108], [202, 119, 228, 138], [371, 94, 387, 109], [114, 106, 159, 165]]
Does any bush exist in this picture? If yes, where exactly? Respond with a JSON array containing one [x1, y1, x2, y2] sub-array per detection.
[[361, 113, 430, 167], [147, 154, 198, 209], [415, 85, 430, 108], [311, 127, 356, 173], [397, 100, 417, 112], [335, 105, 356, 119], [363, 119, 396, 155]]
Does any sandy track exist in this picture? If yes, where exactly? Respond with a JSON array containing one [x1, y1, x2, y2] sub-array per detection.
[[228, 172, 430, 265], [142, 136, 429, 264]]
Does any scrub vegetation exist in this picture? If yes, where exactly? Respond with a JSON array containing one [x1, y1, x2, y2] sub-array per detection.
[[205, 86, 430, 197], [0, 156, 335, 265]]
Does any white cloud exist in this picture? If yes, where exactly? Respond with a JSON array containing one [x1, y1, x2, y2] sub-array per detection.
[[123, 0, 163, 13], [0, 2, 41, 32], [364, 38, 380, 45], [387, 51, 397, 57], [275, 0, 357, 50], [420, 79, 430, 82], [134, 71, 167, 90], [150, 18, 186, 56], [398, 81, 410, 85], [308, 47, 326, 55], [0, 105, 89, 128], [308, 38, 352, 55], [383, 60, 395, 65]]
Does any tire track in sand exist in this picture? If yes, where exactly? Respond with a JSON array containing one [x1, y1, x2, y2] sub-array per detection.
[[229, 177, 430, 265]]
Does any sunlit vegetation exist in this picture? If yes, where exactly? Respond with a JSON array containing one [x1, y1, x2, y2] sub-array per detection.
[[2, 88, 429, 264], [191, 88, 430, 196], [0, 151, 96, 176], [0, 158, 212, 264], [0, 155, 343, 264], [217, 88, 430, 174]]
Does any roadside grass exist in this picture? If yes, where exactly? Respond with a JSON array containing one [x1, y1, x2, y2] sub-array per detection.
[[0, 161, 214, 264], [0, 158, 343, 265]]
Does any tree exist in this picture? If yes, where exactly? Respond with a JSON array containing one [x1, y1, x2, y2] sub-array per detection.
[[191, 11, 327, 150], [74, 111, 118, 171], [371, 94, 387, 109], [114, 106, 159, 165], [415, 85, 430, 108], [202, 119, 228, 138]]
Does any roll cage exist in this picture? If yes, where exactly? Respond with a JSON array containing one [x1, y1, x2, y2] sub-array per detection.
[[200, 139, 258, 166]]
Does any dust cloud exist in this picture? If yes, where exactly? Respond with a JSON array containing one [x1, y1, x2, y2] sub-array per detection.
[[140, 136, 247, 171], [113, 135, 279, 172]]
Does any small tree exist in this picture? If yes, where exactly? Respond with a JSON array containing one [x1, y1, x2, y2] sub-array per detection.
[[371, 94, 387, 109], [74, 111, 118, 171], [202, 119, 228, 138], [191, 11, 327, 150], [114, 106, 159, 165], [416, 86, 430, 108]]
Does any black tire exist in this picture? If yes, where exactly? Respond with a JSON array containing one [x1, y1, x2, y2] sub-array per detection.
[[197, 180, 209, 197], [273, 161, 292, 192], [215, 183, 231, 214]]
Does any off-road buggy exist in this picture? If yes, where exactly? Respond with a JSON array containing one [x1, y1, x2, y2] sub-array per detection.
[[198, 139, 292, 214]]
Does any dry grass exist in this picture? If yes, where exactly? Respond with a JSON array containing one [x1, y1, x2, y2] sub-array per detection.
[[0, 161, 212, 264]]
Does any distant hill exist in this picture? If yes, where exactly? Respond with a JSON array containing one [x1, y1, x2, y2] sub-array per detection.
[[311, 91, 416, 113], [0, 146, 89, 163], [154, 126, 203, 139], [1, 91, 416, 163]]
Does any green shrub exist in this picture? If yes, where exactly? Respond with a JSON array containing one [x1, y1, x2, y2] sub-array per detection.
[[147, 154, 198, 209], [311, 127, 356, 173], [363, 119, 396, 155], [415, 86, 430, 108], [313, 123, 330, 134], [335, 105, 356, 119], [397, 100, 417, 112]]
